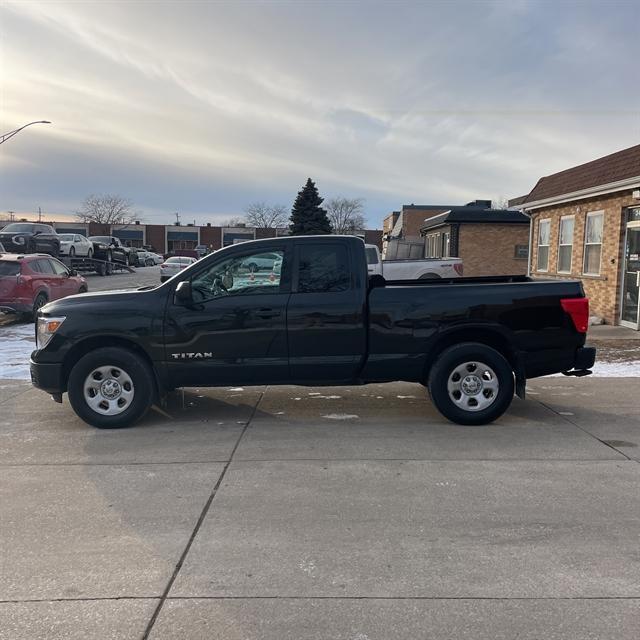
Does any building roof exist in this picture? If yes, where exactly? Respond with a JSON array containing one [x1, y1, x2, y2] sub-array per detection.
[[420, 208, 529, 233], [508, 195, 528, 207], [523, 143, 640, 205]]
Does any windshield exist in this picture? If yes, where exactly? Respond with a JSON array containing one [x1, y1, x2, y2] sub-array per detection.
[[166, 257, 184, 263], [58, 234, 75, 241], [0, 262, 21, 276], [2, 223, 36, 233], [89, 236, 110, 243], [365, 247, 379, 264]]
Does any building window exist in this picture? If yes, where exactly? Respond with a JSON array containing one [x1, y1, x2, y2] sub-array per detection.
[[583, 211, 604, 275], [557, 215, 574, 273], [537, 219, 550, 271], [442, 232, 450, 258], [514, 244, 529, 259]]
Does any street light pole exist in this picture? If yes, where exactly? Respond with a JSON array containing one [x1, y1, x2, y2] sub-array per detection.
[[0, 120, 51, 145]]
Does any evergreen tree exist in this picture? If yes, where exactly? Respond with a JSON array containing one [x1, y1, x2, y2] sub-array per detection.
[[289, 178, 332, 235]]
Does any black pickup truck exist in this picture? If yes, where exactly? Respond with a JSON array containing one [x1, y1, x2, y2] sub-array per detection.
[[30, 235, 595, 429]]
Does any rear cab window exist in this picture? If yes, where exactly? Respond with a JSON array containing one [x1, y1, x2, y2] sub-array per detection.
[[296, 244, 351, 293], [365, 247, 379, 265]]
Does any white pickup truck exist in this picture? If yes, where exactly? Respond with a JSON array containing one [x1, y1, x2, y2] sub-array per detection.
[[365, 244, 463, 280]]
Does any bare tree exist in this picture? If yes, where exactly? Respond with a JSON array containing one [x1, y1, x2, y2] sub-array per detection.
[[325, 197, 366, 234], [244, 202, 288, 228], [218, 215, 247, 227], [75, 194, 138, 225], [491, 196, 511, 210]]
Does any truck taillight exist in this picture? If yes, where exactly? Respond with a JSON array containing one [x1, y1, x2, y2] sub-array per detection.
[[561, 297, 589, 333], [454, 263, 463, 276]]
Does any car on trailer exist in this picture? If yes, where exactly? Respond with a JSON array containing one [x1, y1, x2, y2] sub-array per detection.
[[0, 223, 61, 257], [87, 236, 128, 264], [58, 234, 94, 258]]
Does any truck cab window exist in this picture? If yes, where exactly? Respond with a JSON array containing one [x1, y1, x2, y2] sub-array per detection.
[[191, 249, 284, 301], [297, 244, 350, 293]]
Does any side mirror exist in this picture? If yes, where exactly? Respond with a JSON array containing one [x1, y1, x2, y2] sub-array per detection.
[[68, 269, 77, 276], [175, 280, 192, 304]]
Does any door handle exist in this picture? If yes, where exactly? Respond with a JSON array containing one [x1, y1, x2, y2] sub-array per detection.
[[256, 308, 281, 319]]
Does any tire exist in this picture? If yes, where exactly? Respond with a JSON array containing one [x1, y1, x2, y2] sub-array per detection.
[[69, 246, 76, 257], [146, 258, 154, 267], [428, 342, 514, 426], [78, 286, 88, 294], [87, 248, 93, 259], [96, 262, 106, 276], [67, 347, 155, 429], [106, 262, 114, 275], [32, 292, 48, 319]]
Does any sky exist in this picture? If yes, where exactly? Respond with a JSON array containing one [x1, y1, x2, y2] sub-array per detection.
[[1, 0, 639, 227]]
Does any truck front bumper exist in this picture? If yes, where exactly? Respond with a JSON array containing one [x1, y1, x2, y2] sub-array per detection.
[[30, 358, 64, 396]]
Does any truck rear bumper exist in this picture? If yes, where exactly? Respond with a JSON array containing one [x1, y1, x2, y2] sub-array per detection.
[[562, 346, 596, 376]]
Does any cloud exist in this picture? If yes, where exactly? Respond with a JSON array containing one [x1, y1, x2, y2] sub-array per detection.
[[1, 0, 638, 225]]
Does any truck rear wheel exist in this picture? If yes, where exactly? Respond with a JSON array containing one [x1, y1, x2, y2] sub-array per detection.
[[428, 342, 514, 425], [67, 347, 155, 429]]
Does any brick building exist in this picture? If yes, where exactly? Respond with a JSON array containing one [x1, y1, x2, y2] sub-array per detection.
[[519, 144, 640, 329], [382, 200, 505, 260], [420, 207, 530, 276]]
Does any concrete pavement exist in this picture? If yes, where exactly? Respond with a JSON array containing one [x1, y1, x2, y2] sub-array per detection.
[[0, 378, 638, 639]]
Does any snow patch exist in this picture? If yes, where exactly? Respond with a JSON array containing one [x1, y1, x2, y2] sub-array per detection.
[[0, 323, 35, 380], [228, 387, 244, 392], [322, 413, 359, 420]]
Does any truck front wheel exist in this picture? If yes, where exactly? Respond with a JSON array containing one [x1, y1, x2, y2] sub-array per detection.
[[67, 347, 155, 429], [428, 343, 514, 425]]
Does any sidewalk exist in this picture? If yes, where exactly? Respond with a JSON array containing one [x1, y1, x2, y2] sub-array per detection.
[[588, 324, 640, 341]]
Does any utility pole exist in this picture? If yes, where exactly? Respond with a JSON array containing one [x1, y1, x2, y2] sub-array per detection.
[[8, 211, 15, 222], [38, 207, 42, 222]]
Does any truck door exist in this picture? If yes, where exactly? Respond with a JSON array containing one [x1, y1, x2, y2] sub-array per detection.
[[164, 245, 292, 387], [287, 241, 367, 382]]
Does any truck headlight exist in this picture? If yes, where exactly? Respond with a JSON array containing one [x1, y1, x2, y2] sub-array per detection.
[[36, 316, 65, 350], [13, 235, 25, 245]]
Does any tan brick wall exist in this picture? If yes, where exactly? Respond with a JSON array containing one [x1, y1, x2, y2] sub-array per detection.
[[401, 208, 447, 241], [458, 224, 530, 276], [528, 191, 635, 325]]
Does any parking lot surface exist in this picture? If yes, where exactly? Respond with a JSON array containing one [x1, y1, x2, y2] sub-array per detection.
[[1, 376, 639, 639]]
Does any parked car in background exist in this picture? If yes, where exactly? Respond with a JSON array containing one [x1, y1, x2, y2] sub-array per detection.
[[173, 249, 199, 259], [195, 244, 209, 258], [160, 256, 197, 282], [240, 251, 283, 273], [0, 253, 87, 318], [135, 250, 163, 266], [87, 236, 128, 264], [58, 234, 94, 258], [0, 223, 61, 257], [365, 244, 463, 280]]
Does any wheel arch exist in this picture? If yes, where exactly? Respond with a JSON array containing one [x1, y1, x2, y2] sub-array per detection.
[[61, 336, 160, 398], [424, 327, 518, 382]]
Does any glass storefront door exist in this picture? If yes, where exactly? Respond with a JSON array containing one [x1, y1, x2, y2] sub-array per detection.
[[620, 210, 640, 329]]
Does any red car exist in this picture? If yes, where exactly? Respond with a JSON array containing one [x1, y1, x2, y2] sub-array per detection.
[[0, 253, 88, 318]]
